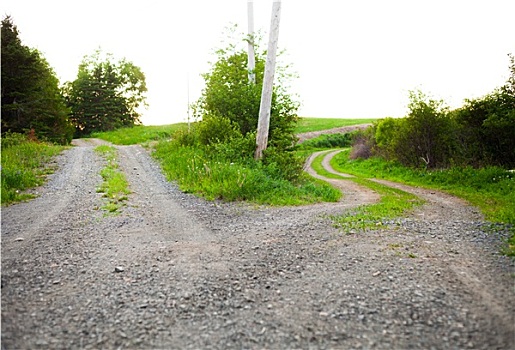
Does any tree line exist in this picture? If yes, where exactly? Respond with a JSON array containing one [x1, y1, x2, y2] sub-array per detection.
[[1, 16, 147, 144], [352, 55, 515, 169]]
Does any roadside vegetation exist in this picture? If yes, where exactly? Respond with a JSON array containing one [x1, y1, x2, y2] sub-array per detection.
[[151, 28, 341, 205], [94, 145, 130, 213], [326, 55, 515, 255], [1, 133, 65, 204]]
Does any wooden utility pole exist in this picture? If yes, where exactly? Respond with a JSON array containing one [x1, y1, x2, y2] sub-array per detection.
[[255, 0, 282, 160], [247, 0, 256, 84]]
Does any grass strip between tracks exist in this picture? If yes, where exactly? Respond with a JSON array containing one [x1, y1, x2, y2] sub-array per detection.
[[310, 150, 424, 233], [94, 145, 130, 214]]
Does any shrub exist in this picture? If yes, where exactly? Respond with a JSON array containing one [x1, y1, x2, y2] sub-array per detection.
[[263, 146, 304, 183], [196, 114, 241, 146]]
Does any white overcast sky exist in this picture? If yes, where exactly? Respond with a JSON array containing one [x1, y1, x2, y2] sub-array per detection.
[[2, 0, 514, 125]]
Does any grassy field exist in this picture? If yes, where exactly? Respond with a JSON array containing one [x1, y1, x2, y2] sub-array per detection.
[[295, 117, 376, 134], [90, 123, 189, 145]]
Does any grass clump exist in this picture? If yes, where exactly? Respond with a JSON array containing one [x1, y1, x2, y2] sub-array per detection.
[[332, 149, 515, 255], [295, 117, 375, 134], [331, 177, 423, 233], [91, 124, 188, 145], [1, 132, 65, 204], [94, 145, 130, 213]]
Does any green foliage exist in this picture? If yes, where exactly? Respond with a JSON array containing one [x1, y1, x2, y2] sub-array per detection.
[[152, 138, 340, 205], [194, 27, 299, 151], [452, 87, 515, 167], [94, 145, 130, 213], [297, 133, 353, 150], [368, 55, 514, 169], [64, 50, 147, 137], [1, 133, 64, 204], [1, 16, 73, 144], [186, 26, 303, 182], [393, 91, 454, 168], [196, 114, 242, 146], [295, 118, 376, 134], [90, 123, 188, 145], [332, 178, 423, 233]]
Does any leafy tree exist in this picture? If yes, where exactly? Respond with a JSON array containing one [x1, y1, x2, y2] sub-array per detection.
[[1, 16, 73, 144], [194, 29, 299, 152], [64, 50, 147, 137], [369, 91, 454, 168], [452, 54, 515, 168], [395, 91, 455, 168]]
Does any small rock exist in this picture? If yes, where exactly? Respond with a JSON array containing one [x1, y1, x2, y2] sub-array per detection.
[[14, 237, 24, 242], [114, 266, 125, 273]]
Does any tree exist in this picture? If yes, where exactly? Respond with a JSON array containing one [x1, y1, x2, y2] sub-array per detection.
[[64, 50, 147, 137], [1, 16, 73, 144], [195, 27, 299, 153], [452, 54, 515, 168]]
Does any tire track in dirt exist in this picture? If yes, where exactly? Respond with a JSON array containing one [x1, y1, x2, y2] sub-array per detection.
[[313, 149, 515, 343]]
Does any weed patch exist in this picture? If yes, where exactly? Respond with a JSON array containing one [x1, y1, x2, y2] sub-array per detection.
[[152, 141, 340, 205], [94, 146, 130, 214], [1, 133, 64, 204]]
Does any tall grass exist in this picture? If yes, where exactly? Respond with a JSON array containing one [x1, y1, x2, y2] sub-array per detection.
[[90, 124, 189, 145], [295, 118, 375, 134], [1, 133, 65, 204], [153, 141, 340, 205]]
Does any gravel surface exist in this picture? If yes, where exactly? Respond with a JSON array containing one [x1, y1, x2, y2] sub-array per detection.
[[2, 141, 514, 349]]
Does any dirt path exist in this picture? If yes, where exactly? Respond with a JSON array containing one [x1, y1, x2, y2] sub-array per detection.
[[2, 142, 514, 349], [296, 123, 372, 143]]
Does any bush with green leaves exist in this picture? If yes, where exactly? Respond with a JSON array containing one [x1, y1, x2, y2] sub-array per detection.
[[190, 26, 302, 179], [366, 54, 514, 170], [451, 55, 515, 168]]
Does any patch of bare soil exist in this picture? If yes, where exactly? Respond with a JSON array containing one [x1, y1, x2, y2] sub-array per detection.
[[1, 141, 513, 349]]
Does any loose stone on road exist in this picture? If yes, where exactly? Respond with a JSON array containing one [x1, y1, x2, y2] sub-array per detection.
[[1, 141, 513, 349]]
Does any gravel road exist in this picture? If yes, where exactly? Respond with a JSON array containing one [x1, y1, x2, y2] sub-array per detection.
[[2, 141, 514, 349]]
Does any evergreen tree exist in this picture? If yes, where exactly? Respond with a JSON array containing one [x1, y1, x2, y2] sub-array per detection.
[[64, 51, 147, 137], [1, 16, 73, 144]]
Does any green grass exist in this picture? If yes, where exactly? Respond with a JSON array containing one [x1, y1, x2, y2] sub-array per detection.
[[153, 141, 340, 206], [295, 117, 376, 134], [309, 151, 424, 232], [90, 124, 189, 145], [331, 149, 515, 255], [1, 133, 65, 204], [94, 145, 130, 213]]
